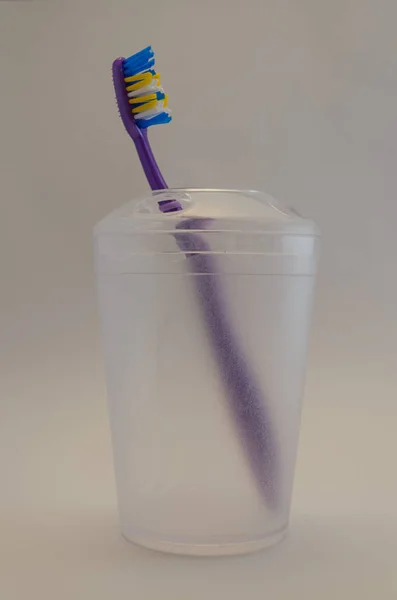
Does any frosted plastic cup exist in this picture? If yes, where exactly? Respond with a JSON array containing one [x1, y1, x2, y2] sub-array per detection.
[[94, 189, 319, 556]]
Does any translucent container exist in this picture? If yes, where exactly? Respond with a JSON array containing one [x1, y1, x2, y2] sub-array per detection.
[[94, 189, 319, 556]]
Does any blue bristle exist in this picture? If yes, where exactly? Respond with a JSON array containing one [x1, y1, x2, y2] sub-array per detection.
[[124, 45, 153, 64], [123, 58, 155, 77], [123, 46, 155, 77], [137, 113, 172, 129], [127, 45, 152, 60]]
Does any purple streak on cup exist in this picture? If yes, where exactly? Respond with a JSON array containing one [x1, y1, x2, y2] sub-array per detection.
[[175, 218, 279, 509]]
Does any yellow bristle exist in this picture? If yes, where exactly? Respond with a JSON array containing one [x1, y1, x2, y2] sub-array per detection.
[[125, 72, 152, 92], [128, 93, 157, 105], [131, 100, 158, 114]]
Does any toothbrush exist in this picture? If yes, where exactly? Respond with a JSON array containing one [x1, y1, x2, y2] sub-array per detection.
[[112, 47, 279, 508], [112, 48, 179, 211]]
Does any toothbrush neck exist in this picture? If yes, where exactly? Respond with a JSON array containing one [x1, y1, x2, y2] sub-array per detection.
[[135, 129, 168, 191]]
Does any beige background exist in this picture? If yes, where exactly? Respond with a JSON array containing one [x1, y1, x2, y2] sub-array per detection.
[[1, 0, 397, 598]]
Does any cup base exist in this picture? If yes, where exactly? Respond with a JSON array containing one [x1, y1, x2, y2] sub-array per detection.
[[122, 525, 287, 557]]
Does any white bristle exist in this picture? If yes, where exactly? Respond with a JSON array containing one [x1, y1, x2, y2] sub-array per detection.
[[127, 81, 164, 98], [134, 104, 171, 120]]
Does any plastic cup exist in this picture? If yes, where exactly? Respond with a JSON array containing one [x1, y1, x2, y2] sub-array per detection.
[[94, 189, 319, 556]]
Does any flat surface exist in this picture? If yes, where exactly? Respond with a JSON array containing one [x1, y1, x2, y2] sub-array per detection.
[[1, 511, 396, 599], [1, 354, 396, 599]]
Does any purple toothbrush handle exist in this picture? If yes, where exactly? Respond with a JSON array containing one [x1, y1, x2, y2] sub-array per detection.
[[134, 130, 168, 190], [112, 56, 278, 506], [175, 220, 279, 508]]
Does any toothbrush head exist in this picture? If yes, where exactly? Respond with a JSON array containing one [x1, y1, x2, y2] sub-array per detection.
[[112, 46, 172, 139]]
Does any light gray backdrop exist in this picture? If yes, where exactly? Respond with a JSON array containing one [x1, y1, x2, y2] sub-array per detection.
[[1, 1, 396, 598]]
